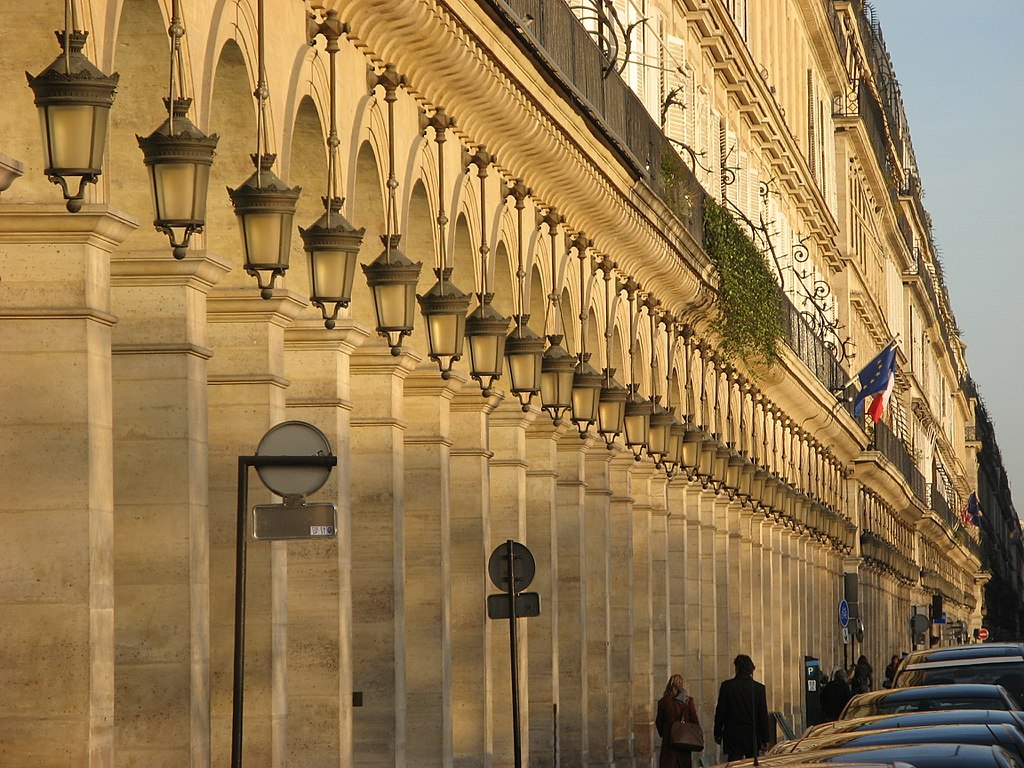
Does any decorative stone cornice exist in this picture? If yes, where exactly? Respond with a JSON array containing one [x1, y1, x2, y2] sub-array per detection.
[[0, 203, 137, 250]]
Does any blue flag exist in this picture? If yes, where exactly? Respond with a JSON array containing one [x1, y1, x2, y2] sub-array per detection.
[[853, 342, 898, 421]]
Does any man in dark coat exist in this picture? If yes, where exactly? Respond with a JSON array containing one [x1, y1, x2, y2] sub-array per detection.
[[713, 654, 770, 761]]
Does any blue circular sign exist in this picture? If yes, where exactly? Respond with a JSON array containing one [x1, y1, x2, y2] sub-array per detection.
[[839, 599, 850, 627]]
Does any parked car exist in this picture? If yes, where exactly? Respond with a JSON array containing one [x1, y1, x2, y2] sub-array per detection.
[[804, 708, 1024, 740], [839, 683, 1020, 719], [720, 742, 1024, 768], [768, 723, 1024, 762], [893, 643, 1024, 704]]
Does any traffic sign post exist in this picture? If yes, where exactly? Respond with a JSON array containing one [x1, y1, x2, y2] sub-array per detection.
[[231, 422, 337, 768], [839, 600, 850, 628], [487, 540, 540, 768], [978, 627, 990, 642]]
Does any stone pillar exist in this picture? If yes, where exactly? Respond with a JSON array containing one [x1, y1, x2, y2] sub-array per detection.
[[282, 321, 367, 767], [525, 418, 565, 766], [666, 482, 688, 681], [448, 387, 500, 768], [650, 476, 669, 691], [608, 451, 635, 766], [489, 398, 535, 768], [402, 365, 463, 768], [630, 462, 657, 765], [584, 446, 613, 768], [206, 289, 305, 767], [556, 434, 589, 768], [110, 247, 228, 768], [347, 343, 419, 768], [0, 205, 134, 767], [711, 495, 732, 676]]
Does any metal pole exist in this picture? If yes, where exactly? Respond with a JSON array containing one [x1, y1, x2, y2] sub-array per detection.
[[506, 539, 523, 768], [231, 456, 251, 768]]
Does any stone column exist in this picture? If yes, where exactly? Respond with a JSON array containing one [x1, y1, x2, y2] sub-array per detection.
[[206, 289, 305, 767], [110, 247, 228, 768], [448, 387, 500, 768], [666, 481, 688, 680], [556, 433, 589, 768], [402, 365, 464, 768], [711, 495, 732, 676], [347, 343, 419, 768], [524, 418, 565, 765], [584, 445, 613, 768], [608, 451, 635, 765], [650, 476, 669, 691], [630, 462, 657, 765], [489, 398, 536, 768], [0, 205, 134, 767], [282, 321, 367, 767]]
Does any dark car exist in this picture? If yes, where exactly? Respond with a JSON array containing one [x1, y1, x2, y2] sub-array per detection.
[[893, 643, 1024, 704], [769, 723, 1024, 762], [721, 742, 1024, 768], [803, 708, 1024, 740], [839, 683, 1020, 719]]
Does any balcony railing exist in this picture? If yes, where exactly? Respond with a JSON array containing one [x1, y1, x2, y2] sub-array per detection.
[[481, 0, 705, 243], [871, 421, 927, 502], [779, 290, 852, 402], [833, 79, 890, 195]]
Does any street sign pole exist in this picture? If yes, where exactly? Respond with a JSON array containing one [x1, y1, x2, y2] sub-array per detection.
[[231, 452, 337, 768], [505, 539, 523, 768]]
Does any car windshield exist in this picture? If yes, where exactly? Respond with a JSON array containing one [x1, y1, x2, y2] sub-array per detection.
[[897, 666, 1024, 706], [845, 696, 1013, 719]]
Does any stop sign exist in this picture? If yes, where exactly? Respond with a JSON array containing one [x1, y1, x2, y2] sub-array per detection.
[[978, 627, 990, 641]]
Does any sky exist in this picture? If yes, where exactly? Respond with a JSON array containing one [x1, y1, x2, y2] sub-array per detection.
[[868, 1, 1024, 504]]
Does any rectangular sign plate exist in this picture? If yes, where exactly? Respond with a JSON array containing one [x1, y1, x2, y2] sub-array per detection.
[[487, 592, 541, 620], [252, 502, 338, 540]]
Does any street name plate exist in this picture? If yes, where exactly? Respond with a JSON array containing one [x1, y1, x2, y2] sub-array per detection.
[[252, 502, 338, 540], [487, 592, 541, 620]]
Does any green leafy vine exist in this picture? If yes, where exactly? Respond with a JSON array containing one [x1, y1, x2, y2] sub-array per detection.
[[702, 197, 783, 367]]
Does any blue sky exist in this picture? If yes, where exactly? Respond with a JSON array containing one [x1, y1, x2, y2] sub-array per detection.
[[869, 1, 1024, 504]]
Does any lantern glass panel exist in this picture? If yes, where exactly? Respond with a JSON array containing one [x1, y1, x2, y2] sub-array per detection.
[[572, 383, 600, 425], [426, 311, 466, 359], [240, 212, 292, 270], [372, 282, 415, 331], [648, 421, 670, 456], [624, 411, 649, 448], [469, 333, 505, 378], [598, 398, 626, 437], [541, 368, 573, 410], [152, 162, 204, 220], [508, 349, 542, 393], [41, 105, 102, 171], [309, 248, 357, 302]]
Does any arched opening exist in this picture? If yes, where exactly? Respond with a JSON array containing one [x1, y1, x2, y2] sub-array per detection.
[[349, 140, 386, 335], [288, 94, 329, 312]]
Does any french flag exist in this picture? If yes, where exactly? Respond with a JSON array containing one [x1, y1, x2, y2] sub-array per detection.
[[853, 342, 898, 424]]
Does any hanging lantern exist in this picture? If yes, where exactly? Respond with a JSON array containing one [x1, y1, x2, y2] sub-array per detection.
[[362, 234, 422, 354], [623, 386, 653, 461], [540, 335, 576, 424], [505, 316, 546, 411], [27, 30, 119, 212], [417, 268, 471, 378], [667, 420, 688, 471], [597, 371, 628, 449], [465, 293, 509, 396], [570, 353, 603, 438], [300, 196, 366, 328], [138, 98, 218, 258], [228, 153, 301, 299], [647, 397, 675, 463]]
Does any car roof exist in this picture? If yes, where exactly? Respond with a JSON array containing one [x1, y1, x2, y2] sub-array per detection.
[[725, 742, 1022, 767], [850, 683, 1012, 702], [902, 644, 1024, 666], [806, 709, 1024, 736], [780, 723, 1022, 753]]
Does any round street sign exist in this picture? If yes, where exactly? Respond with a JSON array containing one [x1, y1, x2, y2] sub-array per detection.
[[978, 627, 990, 641], [488, 540, 535, 593], [839, 599, 850, 628], [256, 421, 333, 497]]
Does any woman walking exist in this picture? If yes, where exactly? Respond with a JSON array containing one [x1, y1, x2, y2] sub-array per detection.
[[656, 674, 701, 768]]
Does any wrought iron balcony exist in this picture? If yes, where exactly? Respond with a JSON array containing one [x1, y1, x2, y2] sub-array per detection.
[[481, 0, 705, 243], [870, 420, 927, 502], [778, 289, 853, 403]]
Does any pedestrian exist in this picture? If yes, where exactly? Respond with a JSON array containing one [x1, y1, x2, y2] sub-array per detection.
[[655, 674, 701, 768], [850, 655, 873, 695], [820, 666, 852, 721], [883, 654, 900, 689], [713, 654, 770, 761]]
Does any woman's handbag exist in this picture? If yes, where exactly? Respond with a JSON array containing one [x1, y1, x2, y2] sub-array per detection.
[[670, 699, 704, 752]]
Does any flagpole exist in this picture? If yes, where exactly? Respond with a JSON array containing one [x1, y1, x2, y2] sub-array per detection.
[[841, 335, 900, 391]]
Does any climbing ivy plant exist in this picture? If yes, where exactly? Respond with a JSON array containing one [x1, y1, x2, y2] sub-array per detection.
[[703, 197, 783, 367]]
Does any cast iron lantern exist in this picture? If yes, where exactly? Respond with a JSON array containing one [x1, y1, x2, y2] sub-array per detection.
[[362, 233, 422, 354], [138, 98, 218, 259], [465, 293, 509, 395], [646, 397, 675, 463], [597, 371, 628, 449], [27, 29, 119, 212], [623, 386, 653, 461], [228, 153, 301, 299], [540, 335, 576, 424], [417, 267, 471, 378], [667, 420, 688, 472], [505, 316, 545, 411], [570, 353, 603, 438], [300, 196, 365, 328]]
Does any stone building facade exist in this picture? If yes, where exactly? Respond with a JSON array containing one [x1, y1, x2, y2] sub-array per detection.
[[0, 0, 1005, 766]]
